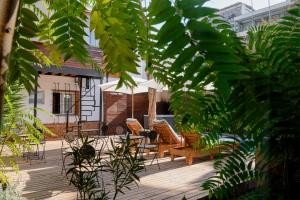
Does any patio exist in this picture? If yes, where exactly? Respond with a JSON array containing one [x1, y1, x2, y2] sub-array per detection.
[[10, 140, 214, 200]]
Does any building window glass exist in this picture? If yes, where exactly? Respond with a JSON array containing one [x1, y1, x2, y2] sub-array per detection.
[[29, 91, 45, 104], [52, 92, 76, 115], [86, 78, 90, 89]]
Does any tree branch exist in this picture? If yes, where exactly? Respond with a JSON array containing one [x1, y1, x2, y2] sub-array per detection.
[[0, 0, 20, 126]]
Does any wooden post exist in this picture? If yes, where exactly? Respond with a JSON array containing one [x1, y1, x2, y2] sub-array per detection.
[[33, 74, 38, 127], [78, 77, 82, 136], [131, 88, 134, 118], [99, 77, 103, 135]]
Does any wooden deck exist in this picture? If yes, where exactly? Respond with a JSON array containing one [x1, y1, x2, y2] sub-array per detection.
[[10, 140, 215, 200]]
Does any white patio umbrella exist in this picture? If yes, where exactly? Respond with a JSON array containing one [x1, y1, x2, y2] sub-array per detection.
[[99, 77, 148, 118], [139, 79, 168, 91]]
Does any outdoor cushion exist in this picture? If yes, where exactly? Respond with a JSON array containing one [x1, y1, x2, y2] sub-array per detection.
[[153, 119, 181, 144], [126, 118, 138, 122], [126, 118, 144, 135]]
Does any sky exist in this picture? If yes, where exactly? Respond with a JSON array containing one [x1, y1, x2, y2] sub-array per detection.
[[205, 0, 288, 9]]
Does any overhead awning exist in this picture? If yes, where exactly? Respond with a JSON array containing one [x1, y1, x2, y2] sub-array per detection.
[[35, 65, 102, 78]]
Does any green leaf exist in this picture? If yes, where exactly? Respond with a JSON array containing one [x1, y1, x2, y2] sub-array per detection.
[[212, 64, 248, 72], [52, 25, 68, 36], [172, 46, 198, 70], [182, 7, 217, 19], [18, 38, 37, 50], [23, 0, 39, 4], [150, 7, 176, 24], [198, 42, 233, 53], [54, 34, 69, 45], [187, 56, 205, 75], [162, 34, 190, 59], [21, 18, 39, 33], [19, 61, 38, 76], [17, 49, 38, 63], [21, 8, 39, 21], [157, 15, 185, 46], [176, 0, 209, 10], [50, 11, 64, 20], [51, 17, 68, 29], [187, 20, 221, 41], [207, 53, 241, 64], [148, 0, 172, 17], [288, 7, 300, 17]]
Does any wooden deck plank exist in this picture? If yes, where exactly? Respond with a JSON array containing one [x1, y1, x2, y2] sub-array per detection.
[[7, 140, 214, 200]]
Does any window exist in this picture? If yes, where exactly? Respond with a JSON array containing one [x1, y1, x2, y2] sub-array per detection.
[[86, 78, 90, 89], [29, 91, 45, 104], [255, 19, 262, 26], [52, 92, 76, 114]]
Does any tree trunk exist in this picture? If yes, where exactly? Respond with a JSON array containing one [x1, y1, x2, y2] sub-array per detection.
[[0, 0, 20, 126]]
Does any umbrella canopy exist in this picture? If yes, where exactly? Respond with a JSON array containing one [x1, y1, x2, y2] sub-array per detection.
[[99, 77, 148, 118], [139, 79, 168, 91], [99, 77, 147, 91], [98, 79, 120, 90], [103, 84, 148, 94]]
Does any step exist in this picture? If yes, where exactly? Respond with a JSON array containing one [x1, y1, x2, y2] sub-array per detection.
[[81, 102, 96, 106]]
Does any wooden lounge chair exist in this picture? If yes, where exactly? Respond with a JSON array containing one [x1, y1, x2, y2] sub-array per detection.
[[153, 120, 182, 158], [126, 118, 144, 135], [170, 131, 226, 165]]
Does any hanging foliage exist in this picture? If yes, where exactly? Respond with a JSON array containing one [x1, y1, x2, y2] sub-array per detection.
[[150, 0, 300, 199]]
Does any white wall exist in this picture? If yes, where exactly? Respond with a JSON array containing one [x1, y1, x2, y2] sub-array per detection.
[[23, 75, 103, 124]]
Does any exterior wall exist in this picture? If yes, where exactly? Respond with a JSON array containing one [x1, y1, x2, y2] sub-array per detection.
[[219, 2, 293, 35], [104, 92, 128, 135], [218, 3, 243, 20], [45, 121, 100, 140], [218, 3, 254, 20], [103, 92, 149, 135], [235, 2, 292, 34], [127, 92, 149, 127], [23, 74, 148, 138], [23, 74, 107, 124]]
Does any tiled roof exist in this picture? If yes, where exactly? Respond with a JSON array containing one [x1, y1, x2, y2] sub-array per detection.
[[35, 42, 104, 69], [33, 42, 110, 77]]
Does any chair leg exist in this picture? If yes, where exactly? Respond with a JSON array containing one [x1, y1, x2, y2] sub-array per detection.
[[43, 144, 46, 163], [146, 149, 150, 157], [138, 148, 147, 171], [186, 156, 193, 166], [171, 154, 175, 161], [61, 154, 67, 175], [150, 151, 160, 170], [41, 144, 46, 163], [156, 154, 160, 170], [158, 148, 164, 158]]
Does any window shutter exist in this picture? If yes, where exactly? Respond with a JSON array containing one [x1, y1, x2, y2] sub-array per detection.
[[75, 91, 79, 115]]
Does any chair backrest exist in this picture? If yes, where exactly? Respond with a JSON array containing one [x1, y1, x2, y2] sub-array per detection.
[[153, 120, 180, 144], [180, 131, 202, 148], [126, 118, 143, 135]]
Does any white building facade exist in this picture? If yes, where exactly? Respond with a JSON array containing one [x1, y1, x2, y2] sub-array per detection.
[[218, 1, 294, 37]]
